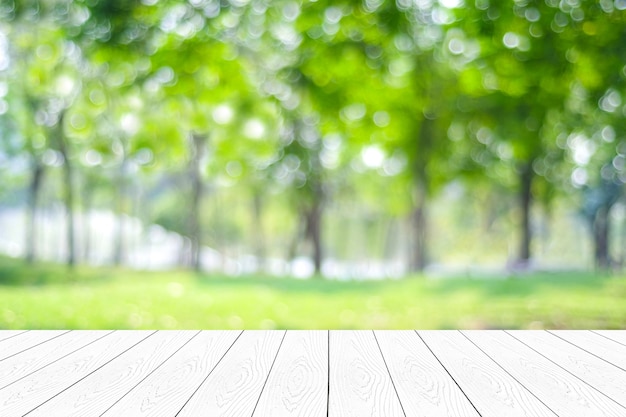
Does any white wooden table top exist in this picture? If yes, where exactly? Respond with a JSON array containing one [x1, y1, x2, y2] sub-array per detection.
[[0, 330, 625, 416]]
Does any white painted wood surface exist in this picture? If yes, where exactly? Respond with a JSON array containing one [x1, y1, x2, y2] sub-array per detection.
[[328, 330, 404, 417], [0, 330, 624, 417], [550, 330, 626, 371], [0, 331, 28, 343], [508, 330, 626, 408], [464, 330, 626, 417], [0, 331, 110, 390], [594, 330, 626, 346], [0, 330, 69, 361], [27, 331, 196, 417], [0, 331, 151, 416], [102, 330, 241, 417], [419, 331, 556, 417], [253, 330, 327, 417], [375, 330, 479, 417], [177, 330, 285, 417]]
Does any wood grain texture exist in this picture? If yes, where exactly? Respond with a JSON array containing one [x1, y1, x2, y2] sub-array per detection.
[[375, 330, 479, 417], [0, 331, 110, 389], [0, 330, 152, 416], [464, 330, 626, 417], [419, 331, 555, 417], [551, 330, 626, 370], [0, 331, 28, 343], [508, 331, 626, 408], [0, 330, 69, 361], [102, 330, 241, 417], [177, 330, 285, 417], [593, 330, 626, 346], [328, 330, 404, 417], [253, 330, 328, 417], [27, 331, 196, 417], [0, 330, 624, 416]]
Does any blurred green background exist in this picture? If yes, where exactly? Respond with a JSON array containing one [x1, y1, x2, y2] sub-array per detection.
[[2, 256, 626, 329], [1, 0, 626, 329]]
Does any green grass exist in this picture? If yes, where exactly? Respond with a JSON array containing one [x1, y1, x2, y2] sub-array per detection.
[[0, 256, 625, 329]]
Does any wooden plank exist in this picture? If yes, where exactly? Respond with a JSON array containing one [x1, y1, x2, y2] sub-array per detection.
[[177, 330, 284, 417], [0, 329, 623, 416], [464, 330, 626, 417], [0, 331, 111, 389], [26, 331, 197, 417], [102, 330, 241, 417], [253, 330, 327, 417], [0, 330, 69, 361], [0, 331, 29, 343], [328, 330, 404, 417], [551, 330, 626, 370], [375, 330, 479, 417], [593, 330, 626, 346], [0, 330, 153, 416], [419, 331, 555, 417], [508, 330, 626, 408]]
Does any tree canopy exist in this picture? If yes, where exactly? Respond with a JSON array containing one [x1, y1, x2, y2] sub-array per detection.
[[1, 0, 626, 275]]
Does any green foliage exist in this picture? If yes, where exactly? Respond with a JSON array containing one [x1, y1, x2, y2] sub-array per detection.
[[2, 0, 626, 272]]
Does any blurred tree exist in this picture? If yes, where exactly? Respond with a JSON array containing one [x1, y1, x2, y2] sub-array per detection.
[[252, 0, 390, 274], [3, 0, 84, 266], [562, 2, 626, 269], [355, 0, 462, 272], [2, 0, 626, 277], [143, 1, 276, 271], [451, 0, 579, 266], [66, 0, 157, 266]]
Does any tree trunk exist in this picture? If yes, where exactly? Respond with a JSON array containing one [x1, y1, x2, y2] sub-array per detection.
[[518, 161, 534, 264], [410, 117, 433, 273], [620, 210, 626, 270], [483, 192, 499, 233], [383, 216, 397, 264], [25, 159, 44, 264], [287, 211, 303, 262], [188, 133, 205, 272], [57, 120, 76, 268], [252, 191, 266, 272], [593, 205, 611, 269], [306, 199, 323, 275], [411, 178, 428, 272], [82, 184, 93, 264], [178, 236, 191, 268], [113, 155, 127, 266]]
